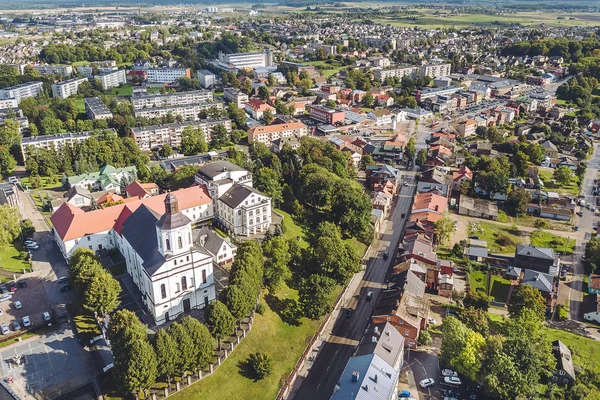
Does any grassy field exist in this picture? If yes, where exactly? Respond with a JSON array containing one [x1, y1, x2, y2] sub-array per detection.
[[469, 221, 523, 254], [276, 209, 308, 248], [0, 241, 31, 274], [170, 284, 327, 400], [20, 175, 63, 191], [530, 231, 576, 255], [489, 275, 511, 303], [508, 215, 571, 232], [301, 60, 344, 78], [469, 270, 487, 294], [75, 98, 85, 114], [538, 168, 580, 196], [105, 84, 134, 97]]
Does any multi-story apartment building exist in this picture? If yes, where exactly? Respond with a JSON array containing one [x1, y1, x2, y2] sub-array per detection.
[[223, 87, 249, 108], [21, 130, 102, 160], [84, 97, 113, 120], [97, 69, 127, 91], [0, 82, 44, 102], [33, 64, 73, 77], [457, 119, 477, 138], [146, 68, 191, 83], [247, 121, 308, 145], [374, 66, 418, 81], [0, 99, 18, 109], [133, 103, 223, 121], [131, 90, 214, 110], [197, 69, 216, 88], [360, 37, 397, 50], [77, 64, 117, 78], [130, 118, 232, 151], [414, 85, 462, 102], [51, 77, 87, 99], [217, 50, 273, 69], [418, 63, 452, 78], [309, 105, 345, 125]]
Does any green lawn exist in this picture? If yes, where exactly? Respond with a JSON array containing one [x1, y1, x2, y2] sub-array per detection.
[[276, 209, 308, 248], [489, 275, 511, 303], [20, 175, 63, 191], [507, 215, 571, 232], [469, 270, 488, 294], [538, 168, 580, 196], [300, 60, 344, 78], [105, 84, 134, 97], [170, 285, 326, 400], [530, 231, 576, 255], [0, 241, 31, 274], [75, 98, 86, 114], [469, 221, 523, 254]]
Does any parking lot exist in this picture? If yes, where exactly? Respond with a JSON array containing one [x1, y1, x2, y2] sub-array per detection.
[[0, 324, 95, 398], [0, 277, 54, 336]]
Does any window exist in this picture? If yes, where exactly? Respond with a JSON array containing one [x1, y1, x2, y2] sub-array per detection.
[[186, 256, 190, 262], [75, 239, 78, 244], [74, 197, 83, 206], [188, 232, 191, 244], [405, 329, 409, 336], [166, 238, 171, 251], [178, 237, 183, 249], [181, 276, 187, 290], [161, 284, 166, 299], [249, 210, 253, 216], [87, 236, 91, 242], [174, 260, 177, 266], [202, 270, 207, 284]]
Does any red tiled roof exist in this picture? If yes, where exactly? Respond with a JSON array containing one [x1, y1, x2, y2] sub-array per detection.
[[125, 181, 157, 198]]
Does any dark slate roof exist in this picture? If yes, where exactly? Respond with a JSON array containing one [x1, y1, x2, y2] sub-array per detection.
[[196, 160, 246, 180], [552, 340, 575, 380], [66, 185, 92, 200], [196, 227, 234, 256], [516, 244, 555, 260], [405, 270, 425, 298], [522, 269, 553, 293], [121, 205, 166, 276], [219, 184, 266, 209]]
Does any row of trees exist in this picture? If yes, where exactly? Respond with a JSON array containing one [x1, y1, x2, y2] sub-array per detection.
[[68, 249, 121, 316]]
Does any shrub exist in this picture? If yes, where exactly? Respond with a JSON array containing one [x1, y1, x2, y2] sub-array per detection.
[[256, 303, 266, 315], [418, 331, 432, 346], [248, 352, 273, 380]]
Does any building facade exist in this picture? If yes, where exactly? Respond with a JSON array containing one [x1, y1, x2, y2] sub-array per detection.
[[97, 69, 127, 91], [223, 88, 249, 108], [21, 130, 100, 160], [133, 102, 223, 121], [0, 82, 44, 102], [33, 64, 73, 77], [51, 78, 87, 99], [309, 105, 345, 124], [131, 90, 213, 110], [217, 50, 273, 69], [84, 97, 113, 120], [130, 118, 231, 150], [247, 121, 308, 145], [147, 68, 191, 83], [197, 69, 216, 88]]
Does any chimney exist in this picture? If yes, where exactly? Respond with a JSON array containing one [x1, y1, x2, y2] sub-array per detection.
[[374, 326, 379, 335], [352, 371, 360, 382]]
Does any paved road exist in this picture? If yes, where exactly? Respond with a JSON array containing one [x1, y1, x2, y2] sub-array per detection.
[[293, 175, 417, 400]]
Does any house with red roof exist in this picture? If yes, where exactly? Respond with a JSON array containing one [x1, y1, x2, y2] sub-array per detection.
[[244, 98, 275, 119], [452, 166, 473, 192]]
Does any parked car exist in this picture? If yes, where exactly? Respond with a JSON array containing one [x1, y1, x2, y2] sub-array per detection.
[[22, 316, 30, 328], [12, 300, 22, 310], [25, 243, 39, 250], [345, 309, 353, 319], [24, 239, 37, 246], [42, 312, 51, 323], [366, 291, 373, 301], [419, 378, 435, 388], [428, 317, 437, 325], [383, 252, 389, 259], [11, 321, 21, 331], [399, 390, 411, 397], [0, 286, 7, 294], [17, 280, 27, 288], [442, 369, 457, 377], [58, 276, 69, 284], [1, 324, 9, 335], [8, 282, 16, 292], [444, 376, 462, 385]]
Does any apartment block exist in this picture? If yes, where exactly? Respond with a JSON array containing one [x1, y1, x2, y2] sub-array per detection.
[[197, 69, 216, 88], [418, 63, 452, 78], [375, 66, 418, 81], [217, 50, 273, 69], [51, 77, 87, 99], [133, 102, 224, 121], [84, 97, 113, 120], [0, 82, 44, 102], [247, 121, 308, 145], [223, 88, 249, 108], [21, 130, 106, 160], [0, 99, 18, 109], [130, 118, 232, 150], [97, 69, 127, 90], [131, 90, 214, 110], [77, 65, 118, 78], [309, 105, 345, 125], [33, 65, 73, 77], [146, 68, 191, 83]]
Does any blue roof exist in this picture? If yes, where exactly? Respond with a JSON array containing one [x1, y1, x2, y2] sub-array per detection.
[[332, 354, 399, 400]]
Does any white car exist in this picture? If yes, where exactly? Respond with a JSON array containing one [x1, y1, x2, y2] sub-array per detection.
[[42, 311, 51, 322], [12, 300, 22, 310], [22, 316, 30, 328], [441, 369, 457, 377], [428, 317, 437, 325], [419, 378, 435, 388], [1, 324, 9, 335], [444, 376, 462, 385]]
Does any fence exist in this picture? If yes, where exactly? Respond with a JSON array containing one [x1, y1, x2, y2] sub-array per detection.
[[275, 244, 373, 400]]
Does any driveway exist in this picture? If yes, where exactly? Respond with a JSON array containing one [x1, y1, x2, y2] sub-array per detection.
[[0, 323, 96, 399]]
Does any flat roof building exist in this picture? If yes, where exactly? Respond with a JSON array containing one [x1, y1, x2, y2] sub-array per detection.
[[131, 118, 231, 151], [131, 90, 213, 110], [147, 68, 191, 83], [51, 77, 87, 99], [0, 82, 44, 102], [97, 69, 126, 91], [84, 97, 113, 120]]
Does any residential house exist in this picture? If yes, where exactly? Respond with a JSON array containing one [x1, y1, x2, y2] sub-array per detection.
[[196, 227, 237, 266], [401, 234, 438, 266], [125, 181, 159, 199], [67, 165, 137, 194], [521, 269, 556, 306], [514, 244, 560, 276], [466, 239, 489, 262], [244, 99, 275, 120], [452, 166, 473, 192], [366, 165, 400, 191], [368, 109, 393, 126], [356, 321, 405, 371], [584, 294, 600, 324], [457, 119, 477, 138], [216, 184, 272, 236], [588, 274, 600, 294], [551, 340, 576, 386]]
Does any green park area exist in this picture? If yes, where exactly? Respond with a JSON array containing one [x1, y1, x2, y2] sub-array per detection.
[[0, 241, 30, 275], [469, 270, 512, 303], [530, 231, 576, 255], [538, 168, 580, 196], [469, 221, 523, 254], [301, 60, 344, 78]]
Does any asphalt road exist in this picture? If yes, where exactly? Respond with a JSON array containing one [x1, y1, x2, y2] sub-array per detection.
[[294, 175, 417, 400]]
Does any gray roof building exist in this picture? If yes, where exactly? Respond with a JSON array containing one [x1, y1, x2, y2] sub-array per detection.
[[219, 184, 265, 209], [332, 353, 399, 400]]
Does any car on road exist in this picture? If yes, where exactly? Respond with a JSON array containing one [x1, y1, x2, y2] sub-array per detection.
[[444, 376, 462, 385], [58, 276, 69, 284], [403, 181, 409, 186], [17, 279, 27, 288], [8, 282, 16, 292], [12, 300, 22, 310], [0, 286, 7, 294], [24, 239, 37, 246], [11, 321, 21, 331], [345, 309, 353, 319], [383, 252, 389, 259], [577, 211, 584, 217], [419, 378, 435, 388], [0, 324, 8, 335], [42, 311, 51, 322], [22, 316, 30, 327], [366, 291, 373, 301], [25, 243, 39, 250], [573, 226, 579, 231], [442, 369, 457, 377]]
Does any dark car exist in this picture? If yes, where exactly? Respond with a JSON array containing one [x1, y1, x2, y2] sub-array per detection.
[[0, 286, 7, 294], [345, 309, 353, 319], [60, 284, 71, 292], [383, 252, 389, 259], [8, 282, 16, 292], [17, 280, 27, 288]]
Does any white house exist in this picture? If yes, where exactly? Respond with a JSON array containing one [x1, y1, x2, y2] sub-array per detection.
[[196, 227, 237, 266], [119, 193, 216, 325], [216, 184, 272, 236]]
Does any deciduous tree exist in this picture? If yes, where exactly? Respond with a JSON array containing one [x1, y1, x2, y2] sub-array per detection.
[[167, 322, 195, 377], [83, 270, 121, 315], [153, 329, 177, 385], [206, 300, 235, 350], [181, 316, 214, 372]]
